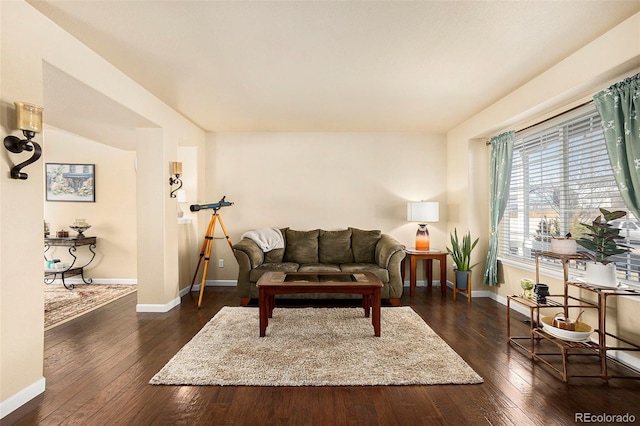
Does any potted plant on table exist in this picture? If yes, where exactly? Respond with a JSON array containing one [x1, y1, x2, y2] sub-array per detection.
[[446, 228, 479, 292], [576, 208, 630, 287]]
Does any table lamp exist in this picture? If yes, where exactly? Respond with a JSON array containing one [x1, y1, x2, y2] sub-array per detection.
[[407, 201, 439, 251]]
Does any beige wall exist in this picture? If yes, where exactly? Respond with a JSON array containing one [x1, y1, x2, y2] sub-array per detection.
[[447, 12, 640, 363], [1, 1, 205, 416], [43, 128, 137, 281], [203, 132, 447, 282], [1, 0, 48, 411], [177, 146, 199, 291]]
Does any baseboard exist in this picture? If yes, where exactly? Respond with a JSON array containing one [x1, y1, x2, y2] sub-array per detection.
[[609, 350, 640, 373], [189, 280, 238, 290], [401, 280, 490, 300], [0, 377, 45, 419], [195, 280, 494, 301], [402, 280, 432, 287], [136, 297, 181, 313], [466, 289, 493, 298]]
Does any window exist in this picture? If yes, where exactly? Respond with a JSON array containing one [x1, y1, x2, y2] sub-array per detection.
[[498, 104, 640, 285]]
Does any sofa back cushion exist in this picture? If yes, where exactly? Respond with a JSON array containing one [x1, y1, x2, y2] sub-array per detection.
[[264, 227, 288, 263], [319, 229, 354, 264], [284, 229, 319, 264], [350, 227, 381, 263]]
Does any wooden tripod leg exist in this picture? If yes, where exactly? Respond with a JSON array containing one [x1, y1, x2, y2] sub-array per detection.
[[198, 215, 218, 308], [190, 214, 217, 292], [216, 214, 234, 250]]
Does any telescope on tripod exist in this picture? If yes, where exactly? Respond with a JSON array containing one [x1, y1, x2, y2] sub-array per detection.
[[189, 196, 233, 212], [189, 196, 234, 307]]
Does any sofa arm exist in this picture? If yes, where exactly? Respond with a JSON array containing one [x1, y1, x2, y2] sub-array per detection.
[[233, 238, 265, 269], [375, 234, 406, 300], [234, 239, 264, 301], [375, 234, 405, 269]]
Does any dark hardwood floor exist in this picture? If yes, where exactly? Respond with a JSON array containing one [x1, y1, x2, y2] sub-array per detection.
[[5, 286, 640, 425]]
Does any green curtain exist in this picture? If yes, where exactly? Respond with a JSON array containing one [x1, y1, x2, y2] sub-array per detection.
[[593, 73, 640, 220], [483, 131, 514, 286]]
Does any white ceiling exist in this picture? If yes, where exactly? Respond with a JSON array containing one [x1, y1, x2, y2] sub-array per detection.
[[29, 1, 640, 134]]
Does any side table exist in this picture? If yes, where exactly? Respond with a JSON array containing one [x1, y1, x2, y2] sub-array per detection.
[[44, 236, 97, 289], [401, 248, 447, 297]]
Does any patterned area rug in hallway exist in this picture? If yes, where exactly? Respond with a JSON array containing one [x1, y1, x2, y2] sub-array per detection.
[[45, 283, 136, 330]]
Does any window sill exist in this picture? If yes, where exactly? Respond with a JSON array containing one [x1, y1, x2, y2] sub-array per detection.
[[498, 255, 640, 291], [498, 256, 574, 282]]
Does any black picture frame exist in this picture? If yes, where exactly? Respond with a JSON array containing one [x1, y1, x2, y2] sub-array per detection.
[[45, 163, 96, 202]]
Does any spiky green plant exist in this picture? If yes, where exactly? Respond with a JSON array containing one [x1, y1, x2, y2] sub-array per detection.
[[576, 208, 630, 264], [446, 228, 479, 271]]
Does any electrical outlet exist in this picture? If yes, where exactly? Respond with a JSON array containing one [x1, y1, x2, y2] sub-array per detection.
[[218, 259, 224, 268]]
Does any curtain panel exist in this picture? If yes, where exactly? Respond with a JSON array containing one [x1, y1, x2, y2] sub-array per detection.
[[483, 131, 514, 286], [593, 72, 640, 220]]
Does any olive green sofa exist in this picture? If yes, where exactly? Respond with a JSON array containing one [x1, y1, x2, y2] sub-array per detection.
[[233, 227, 406, 306]]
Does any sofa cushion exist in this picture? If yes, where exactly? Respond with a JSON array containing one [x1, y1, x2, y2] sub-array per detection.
[[264, 228, 288, 263], [318, 229, 354, 264], [250, 262, 299, 282], [340, 263, 389, 283], [350, 228, 381, 263], [264, 248, 284, 263], [284, 229, 319, 264], [298, 263, 341, 273]]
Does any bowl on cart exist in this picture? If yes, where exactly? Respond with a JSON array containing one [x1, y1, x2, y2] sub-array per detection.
[[540, 316, 593, 342]]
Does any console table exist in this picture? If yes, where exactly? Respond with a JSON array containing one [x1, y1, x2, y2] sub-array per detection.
[[44, 236, 97, 289], [401, 249, 447, 297]]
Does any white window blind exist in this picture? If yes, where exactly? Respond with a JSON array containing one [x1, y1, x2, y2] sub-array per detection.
[[498, 104, 640, 285]]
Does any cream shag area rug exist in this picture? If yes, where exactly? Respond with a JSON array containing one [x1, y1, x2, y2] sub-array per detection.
[[45, 283, 136, 330], [150, 306, 483, 386]]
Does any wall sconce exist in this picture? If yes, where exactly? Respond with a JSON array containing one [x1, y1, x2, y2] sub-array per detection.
[[4, 102, 44, 180], [407, 201, 439, 251], [169, 161, 183, 198]]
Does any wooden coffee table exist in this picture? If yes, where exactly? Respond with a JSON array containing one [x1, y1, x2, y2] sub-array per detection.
[[256, 271, 383, 337]]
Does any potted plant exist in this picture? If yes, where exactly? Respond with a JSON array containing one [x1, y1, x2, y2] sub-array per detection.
[[446, 228, 479, 291], [576, 208, 630, 287]]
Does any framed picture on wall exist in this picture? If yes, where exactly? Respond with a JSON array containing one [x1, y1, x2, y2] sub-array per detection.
[[45, 163, 96, 202]]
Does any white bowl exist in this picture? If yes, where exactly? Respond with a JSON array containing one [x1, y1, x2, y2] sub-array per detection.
[[540, 316, 593, 342]]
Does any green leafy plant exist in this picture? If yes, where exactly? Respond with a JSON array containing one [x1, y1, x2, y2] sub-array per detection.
[[446, 228, 479, 271], [576, 208, 630, 264]]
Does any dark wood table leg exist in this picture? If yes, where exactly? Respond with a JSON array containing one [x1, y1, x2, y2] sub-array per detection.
[[259, 288, 268, 337], [268, 294, 275, 318], [363, 294, 371, 318], [440, 257, 447, 297], [410, 254, 417, 297], [426, 259, 433, 287], [372, 289, 381, 337]]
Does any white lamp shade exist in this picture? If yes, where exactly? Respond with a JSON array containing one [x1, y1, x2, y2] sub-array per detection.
[[407, 202, 439, 223], [175, 189, 187, 203]]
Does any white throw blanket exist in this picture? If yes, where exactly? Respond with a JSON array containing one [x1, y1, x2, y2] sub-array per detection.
[[241, 227, 284, 251]]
